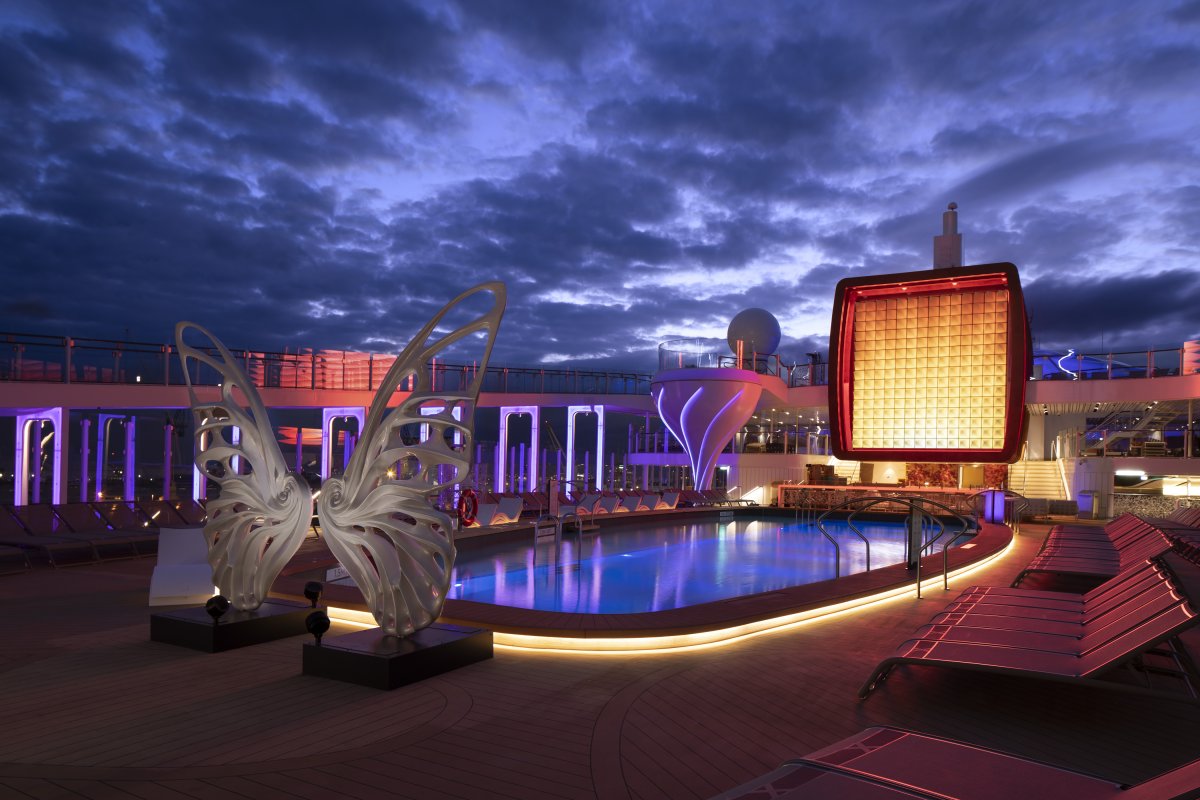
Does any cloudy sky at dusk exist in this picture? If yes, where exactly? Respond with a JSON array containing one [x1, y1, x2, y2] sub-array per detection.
[[2, 0, 1198, 372]]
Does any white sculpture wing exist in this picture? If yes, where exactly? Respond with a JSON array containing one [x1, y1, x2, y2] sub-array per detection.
[[176, 322, 313, 611], [317, 282, 505, 636]]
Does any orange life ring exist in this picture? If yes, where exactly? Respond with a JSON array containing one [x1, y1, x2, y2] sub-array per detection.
[[457, 489, 478, 526]]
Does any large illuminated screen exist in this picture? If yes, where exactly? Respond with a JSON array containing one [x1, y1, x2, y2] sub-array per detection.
[[829, 263, 1029, 463]]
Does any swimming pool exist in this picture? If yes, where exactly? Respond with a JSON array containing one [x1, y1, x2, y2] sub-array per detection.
[[440, 515, 964, 614]]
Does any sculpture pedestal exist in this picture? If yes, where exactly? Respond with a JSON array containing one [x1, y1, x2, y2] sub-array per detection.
[[302, 623, 493, 690], [150, 598, 312, 652]]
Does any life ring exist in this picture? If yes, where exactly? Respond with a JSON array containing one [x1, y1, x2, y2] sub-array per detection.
[[457, 489, 478, 527]]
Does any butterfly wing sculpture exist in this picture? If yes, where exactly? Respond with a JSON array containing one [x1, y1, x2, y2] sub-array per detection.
[[318, 282, 505, 637], [176, 322, 314, 611]]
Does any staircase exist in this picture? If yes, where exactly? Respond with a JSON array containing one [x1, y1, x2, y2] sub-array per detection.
[[1008, 459, 1068, 499]]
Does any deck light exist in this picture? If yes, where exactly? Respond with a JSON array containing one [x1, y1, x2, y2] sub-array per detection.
[[205, 595, 231, 625], [306, 610, 330, 646], [304, 581, 324, 608]]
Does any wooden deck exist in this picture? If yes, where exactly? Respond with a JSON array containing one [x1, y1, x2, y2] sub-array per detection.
[[2, 522, 1199, 799]]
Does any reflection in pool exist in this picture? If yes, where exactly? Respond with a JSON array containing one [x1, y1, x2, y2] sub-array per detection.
[[439, 516, 962, 614]]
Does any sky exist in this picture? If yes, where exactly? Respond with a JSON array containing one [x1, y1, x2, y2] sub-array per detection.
[[2, 0, 1199, 373]]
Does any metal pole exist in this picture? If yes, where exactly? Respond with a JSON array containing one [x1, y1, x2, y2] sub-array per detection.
[[80, 418, 91, 502], [163, 423, 173, 501], [124, 417, 136, 501], [31, 421, 42, 504]]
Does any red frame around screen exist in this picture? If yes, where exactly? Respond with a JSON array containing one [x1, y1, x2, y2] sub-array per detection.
[[828, 262, 1031, 464]]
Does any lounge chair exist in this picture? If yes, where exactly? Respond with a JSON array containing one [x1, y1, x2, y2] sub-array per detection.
[[519, 492, 547, 515], [0, 505, 98, 566], [713, 725, 1200, 800], [1013, 516, 1174, 586], [18, 504, 140, 560], [617, 493, 650, 512], [570, 493, 601, 515], [1168, 506, 1200, 528], [55, 501, 157, 555], [860, 553, 1199, 700], [472, 496, 524, 527], [594, 494, 624, 513], [170, 498, 208, 525], [137, 500, 192, 528], [654, 491, 680, 510]]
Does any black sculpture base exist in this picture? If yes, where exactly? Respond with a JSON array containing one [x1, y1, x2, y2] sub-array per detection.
[[150, 598, 313, 653], [302, 623, 493, 690]]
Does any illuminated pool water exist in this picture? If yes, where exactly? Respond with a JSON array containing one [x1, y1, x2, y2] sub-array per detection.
[[441, 516, 963, 614]]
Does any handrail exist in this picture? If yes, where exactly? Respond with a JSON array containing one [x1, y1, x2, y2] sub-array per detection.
[[816, 524, 841, 578], [0, 330, 654, 395], [816, 494, 972, 596], [909, 496, 973, 598], [533, 513, 561, 544]]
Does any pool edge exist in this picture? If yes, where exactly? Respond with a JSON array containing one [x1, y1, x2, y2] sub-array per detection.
[[273, 522, 1015, 652]]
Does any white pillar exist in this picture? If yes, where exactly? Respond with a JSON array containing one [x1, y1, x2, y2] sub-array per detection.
[[80, 418, 91, 502], [124, 417, 136, 500], [567, 404, 606, 493], [163, 423, 174, 501], [496, 406, 540, 494], [321, 406, 366, 479], [13, 408, 66, 505]]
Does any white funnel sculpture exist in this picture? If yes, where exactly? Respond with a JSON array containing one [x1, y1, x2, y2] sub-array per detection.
[[651, 368, 763, 490]]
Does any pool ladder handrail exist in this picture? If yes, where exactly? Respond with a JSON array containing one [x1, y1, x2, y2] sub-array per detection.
[[815, 495, 973, 597], [533, 512, 585, 551], [909, 496, 974, 598], [793, 493, 821, 527]]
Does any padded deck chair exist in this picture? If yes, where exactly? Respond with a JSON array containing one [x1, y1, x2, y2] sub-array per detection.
[[0, 506, 98, 566], [713, 726, 1200, 800], [472, 496, 524, 527], [654, 491, 680, 510], [617, 493, 650, 512], [570, 493, 601, 515], [594, 494, 624, 513], [19, 504, 139, 560], [860, 553, 1200, 700]]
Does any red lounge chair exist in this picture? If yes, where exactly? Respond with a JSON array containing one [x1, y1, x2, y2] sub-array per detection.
[[860, 554, 1200, 700], [713, 726, 1200, 800]]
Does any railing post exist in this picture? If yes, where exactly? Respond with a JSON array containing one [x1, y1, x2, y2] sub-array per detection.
[[64, 337, 72, 384], [311, 353, 317, 389], [162, 344, 170, 385], [1148, 349, 1154, 378]]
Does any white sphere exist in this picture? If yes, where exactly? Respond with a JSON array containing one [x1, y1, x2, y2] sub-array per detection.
[[727, 308, 781, 356]]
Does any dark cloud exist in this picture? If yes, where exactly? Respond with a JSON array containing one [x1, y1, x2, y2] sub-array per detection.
[[1024, 268, 1200, 350], [0, 0, 1196, 372]]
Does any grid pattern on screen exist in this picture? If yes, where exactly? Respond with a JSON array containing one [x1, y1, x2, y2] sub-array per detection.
[[851, 288, 1009, 450]]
